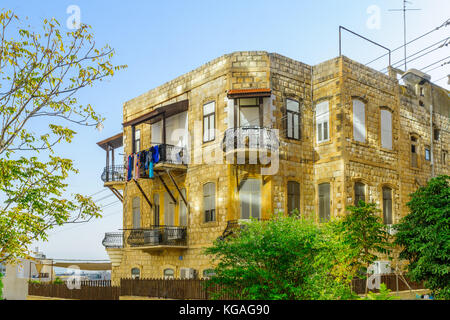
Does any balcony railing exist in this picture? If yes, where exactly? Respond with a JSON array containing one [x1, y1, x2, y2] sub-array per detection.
[[222, 126, 279, 153], [158, 144, 189, 165], [124, 226, 187, 248], [101, 165, 126, 183], [102, 232, 124, 249]]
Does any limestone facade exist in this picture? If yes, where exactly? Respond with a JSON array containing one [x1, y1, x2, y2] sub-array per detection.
[[102, 52, 449, 284]]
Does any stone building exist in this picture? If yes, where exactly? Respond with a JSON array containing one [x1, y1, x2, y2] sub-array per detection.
[[97, 52, 449, 284]]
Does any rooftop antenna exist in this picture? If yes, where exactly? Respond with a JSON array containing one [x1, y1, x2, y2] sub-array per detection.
[[389, 0, 421, 71]]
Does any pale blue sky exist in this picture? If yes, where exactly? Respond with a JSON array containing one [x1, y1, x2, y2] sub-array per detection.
[[1, 0, 448, 261]]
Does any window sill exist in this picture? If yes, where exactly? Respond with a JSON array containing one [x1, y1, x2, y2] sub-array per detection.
[[316, 140, 332, 146]]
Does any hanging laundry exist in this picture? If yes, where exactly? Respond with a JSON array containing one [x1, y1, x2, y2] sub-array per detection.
[[149, 161, 154, 179], [134, 152, 139, 180], [152, 145, 160, 164], [127, 154, 134, 181]]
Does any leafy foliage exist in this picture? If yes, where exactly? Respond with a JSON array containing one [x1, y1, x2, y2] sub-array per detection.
[[394, 175, 450, 299], [0, 272, 3, 299], [0, 10, 127, 264], [204, 215, 357, 300], [360, 283, 399, 300], [336, 201, 393, 277]]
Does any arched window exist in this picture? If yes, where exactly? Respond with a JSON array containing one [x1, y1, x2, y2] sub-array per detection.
[[316, 101, 329, 143], [382, 187, 393, 225], [318, 183, 330, 222], [287, 181, 300, 215], [203, 183, 216, 222], [353, 99, 366, 142], [132, 197, 140, 229], [380, 109, 393, 149], [163, 268, 174, 279], [354, 182, 366, 206], [131, 267, 140, 280], [239, 179, 261, 219]]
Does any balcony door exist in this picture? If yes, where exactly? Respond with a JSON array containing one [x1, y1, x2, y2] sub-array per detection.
[[238, 98, 262, 127], [164, 191, 175, 226], [239, 178, 261, 219]]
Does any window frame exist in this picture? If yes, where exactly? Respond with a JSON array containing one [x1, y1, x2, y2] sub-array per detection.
[[203, 182, 216, 222], [163, 268, 175, 279], [239, 178, 261, 220], [203, 101, 216, 143], [287, 181, 300, 215], [318, 182, 331, 222], [132, 196, 141, 229], [286, 99, 301, 140], [382, 186, 393, 225], [354, 182, 366, 206], [352, 99, 366, 143], [380, 108, 393, 150], [134, 129, 141, 153], [316, 101, 330, 144]]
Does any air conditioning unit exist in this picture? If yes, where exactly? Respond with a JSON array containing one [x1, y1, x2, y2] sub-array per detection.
[[370, 261, 391, 275], [386, 224, 397, 235], [180, 268, 196, 280]]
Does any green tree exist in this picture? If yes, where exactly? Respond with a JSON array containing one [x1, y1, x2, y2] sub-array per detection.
[[359, 283, 399, 300], [204, 215, 356, 300], [394, 175, 450, 299], [0, 10, 126, 264], [0, 272, 3, 300]]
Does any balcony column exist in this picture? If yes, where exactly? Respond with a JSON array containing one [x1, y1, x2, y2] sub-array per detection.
[[106, 144, 110, 182], [111, 145, 115, 168]]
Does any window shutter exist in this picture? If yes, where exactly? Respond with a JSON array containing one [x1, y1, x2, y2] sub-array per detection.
[[381, 110, 392, 149], [353, 100, 366, 142]]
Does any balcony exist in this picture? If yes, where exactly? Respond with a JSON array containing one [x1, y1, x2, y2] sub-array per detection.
[[101, 165, 126, 183], [123, 226, 188, 251], [154, 144, 188, 171], [222, 127, 279, 163], [102, 232, 124, 249]]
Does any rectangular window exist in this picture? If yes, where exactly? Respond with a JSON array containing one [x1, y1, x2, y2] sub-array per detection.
[[352, 99, 366, 142], [443, 150, 448, 166], [354, 182, 366, 206], [411, 139, 418, 168], [425, 147, 431, 161], [151, 121, 162, 145], [203, 102, 215, 142], [133, 128, 141, 153], [204, 183, 216, 222], [179, 189, 187, 226], [287, 181, 300, 215], [382, 187, 393, 225], [132, 197, 140, 229], [153, 194, 160, 226], [164, 192, 175, 226], [240, 179, 261, 219], [316, 101, 329, 143], [380, 109, 393, 149], [239, 98, 260, 127], [286, 99, 300, 140], [318, 183, 330, 222]]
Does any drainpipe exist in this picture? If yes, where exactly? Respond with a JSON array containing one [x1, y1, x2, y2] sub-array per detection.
[[429, 84, 435, 178]]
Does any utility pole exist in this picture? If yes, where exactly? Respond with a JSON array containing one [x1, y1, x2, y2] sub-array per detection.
[[389, 0, 421, 71]]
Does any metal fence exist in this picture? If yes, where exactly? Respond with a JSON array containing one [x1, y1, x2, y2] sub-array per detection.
[[351, 274, 424, 294], [101, 165, 126, 183]]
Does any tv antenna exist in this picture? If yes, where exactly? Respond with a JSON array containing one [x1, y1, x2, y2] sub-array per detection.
[[389, 0, 421, 71]]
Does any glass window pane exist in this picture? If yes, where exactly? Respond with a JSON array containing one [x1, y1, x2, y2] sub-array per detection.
[[210, 115, 215, 140], [240, 179, 260, 219], [240, 107, 260, 127], [381, 109, 392, 149], [287, 112, 293, 138], [318, 183, 330, 222], [318, 123, 323, 142], [294, 114, 299, 140], [382, 187, 392, 225], [287, 99, 299, 112], [203, 101, 215, 115], [323, 121, 328, 141], [353, 100, 366, 142], [239, 98, 258, 106]]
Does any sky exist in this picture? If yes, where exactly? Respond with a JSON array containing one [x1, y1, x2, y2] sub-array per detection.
[[1, 0, 449, 261]]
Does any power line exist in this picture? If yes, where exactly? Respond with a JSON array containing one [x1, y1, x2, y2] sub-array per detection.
[[365, 17, 450, 66], [419, 55, 450, 72]]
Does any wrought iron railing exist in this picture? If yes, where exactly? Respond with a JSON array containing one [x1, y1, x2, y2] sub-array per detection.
[[222, 126, 279, 153], [101, 165, 126, 183], [158, 144, 189, 165], [102, 232, 124, 249], [124, 226, 187, 247]]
